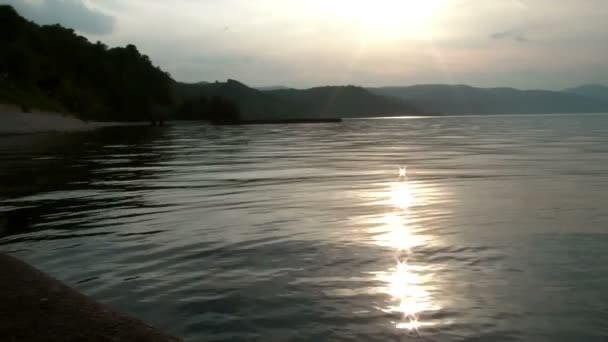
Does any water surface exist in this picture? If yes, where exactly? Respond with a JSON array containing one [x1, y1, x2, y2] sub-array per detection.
[[2, 114, 608, 341]]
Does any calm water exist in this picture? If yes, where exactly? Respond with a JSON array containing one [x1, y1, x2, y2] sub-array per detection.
[[2, 115, 608, 341]]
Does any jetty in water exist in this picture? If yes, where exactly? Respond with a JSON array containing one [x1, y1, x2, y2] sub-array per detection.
[[212, 118, 342, 125]]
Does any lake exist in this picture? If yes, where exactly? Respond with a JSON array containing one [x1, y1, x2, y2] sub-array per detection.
[[1, 114, 608, 341]]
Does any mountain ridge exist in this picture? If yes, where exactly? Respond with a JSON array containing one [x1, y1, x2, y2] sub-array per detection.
[[369, 84, 608, 115], [563, 84, 608, 102], [175, 80, 425, 120]]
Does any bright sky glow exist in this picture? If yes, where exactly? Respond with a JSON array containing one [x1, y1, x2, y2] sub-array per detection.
[[5, 0, 608, 89], [332, 0, 447, 40]]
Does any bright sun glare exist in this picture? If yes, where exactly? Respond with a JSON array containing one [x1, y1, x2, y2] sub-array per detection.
[[335, 0, 447, 39], [365, 171, 441, 332]]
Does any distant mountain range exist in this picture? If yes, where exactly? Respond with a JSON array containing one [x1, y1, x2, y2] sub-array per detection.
[[174, 80, 422, 120], [369, 84, 608, 115], [563, 84, 608, 102], [175, 80, 608, 119]]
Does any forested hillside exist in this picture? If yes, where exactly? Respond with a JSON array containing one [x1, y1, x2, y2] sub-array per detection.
[[0, 5, 175, 121]]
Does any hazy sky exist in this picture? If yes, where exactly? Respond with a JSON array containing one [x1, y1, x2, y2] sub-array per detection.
[[5, 0, 608, 89]]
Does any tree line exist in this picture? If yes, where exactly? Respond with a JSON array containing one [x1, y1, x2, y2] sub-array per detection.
[[0, 5, 240, 123]]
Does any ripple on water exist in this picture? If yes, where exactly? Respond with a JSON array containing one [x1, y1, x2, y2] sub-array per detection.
[[2, 116, 608, 341]]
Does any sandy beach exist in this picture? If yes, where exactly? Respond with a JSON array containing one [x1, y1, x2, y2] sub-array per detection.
[[0, 104, 146, 135]]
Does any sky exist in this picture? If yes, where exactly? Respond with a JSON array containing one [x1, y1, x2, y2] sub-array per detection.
[[5, 0, 608, 89]]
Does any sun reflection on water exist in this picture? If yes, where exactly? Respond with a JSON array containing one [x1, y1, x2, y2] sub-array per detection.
[[371, 168, 439, 333], [391, 183, 414, 209]]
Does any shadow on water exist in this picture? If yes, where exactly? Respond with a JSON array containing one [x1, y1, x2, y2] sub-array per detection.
[[0, 126, 172, 238]]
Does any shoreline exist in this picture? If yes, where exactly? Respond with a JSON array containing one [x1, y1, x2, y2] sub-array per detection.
[[0, 104, 147, 135], [0, 253, 180, 341]]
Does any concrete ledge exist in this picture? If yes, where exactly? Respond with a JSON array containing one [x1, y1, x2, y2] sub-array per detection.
[[0, 253, 180, 341]]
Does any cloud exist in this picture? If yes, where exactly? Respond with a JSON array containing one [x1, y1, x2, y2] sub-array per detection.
[[490, 29, 528, 42], [190, 55, 257, 66], [4, 0, 608, 89], [3, 0, 115, 35]]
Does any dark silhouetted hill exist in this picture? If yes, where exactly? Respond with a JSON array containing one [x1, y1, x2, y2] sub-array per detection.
[[369, 84, 608, 115], [266, 86, 421, 118], [175, 81, 423, 120], [174, 79, 284, 120]]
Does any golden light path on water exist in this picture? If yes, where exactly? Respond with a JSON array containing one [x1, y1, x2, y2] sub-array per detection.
[[368, 168, 441, 333]]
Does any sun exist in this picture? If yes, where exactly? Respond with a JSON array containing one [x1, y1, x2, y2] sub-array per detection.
[[334, 0, 447, 39]]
